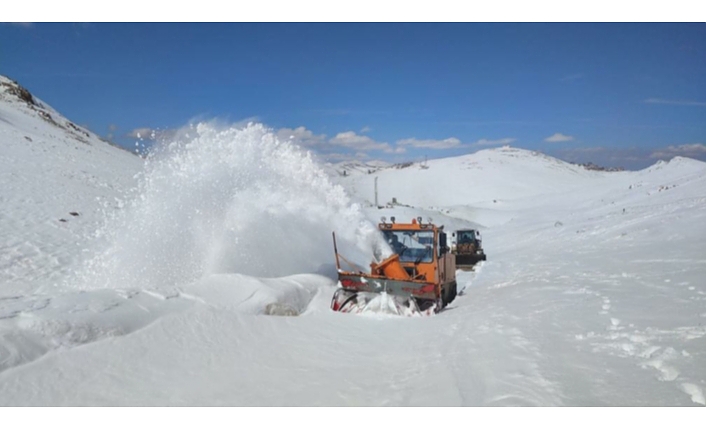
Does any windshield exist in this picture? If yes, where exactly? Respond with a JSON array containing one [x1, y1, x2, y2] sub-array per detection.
[[458, 230, 476, 243], [383, 230, 434, 263]]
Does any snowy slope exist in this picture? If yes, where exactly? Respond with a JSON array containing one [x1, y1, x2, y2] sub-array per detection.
[[0, 77, 705, 406], [323, 159, 390, 178], [0, 76, 142, 291], [337, 147, 602, 206]]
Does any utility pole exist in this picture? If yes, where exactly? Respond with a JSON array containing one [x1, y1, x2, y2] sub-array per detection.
[[374, 176, 378, 208]]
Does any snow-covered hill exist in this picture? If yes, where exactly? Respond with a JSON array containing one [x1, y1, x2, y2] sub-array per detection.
[[1, 76, 705, 406], [0, 76, 142, 290], [322, 159, 390, 178], [338, 146, 628, 214]]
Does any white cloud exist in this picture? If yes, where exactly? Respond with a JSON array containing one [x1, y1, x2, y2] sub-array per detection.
[[644, 98, 706, 107], [396, 137, 462, 150], [360, 126, 371, 133], [650, 143, 706, 159], [276, 126, 327, 147], [544, 133, 575, 143], [329, 131, 393, 152], [275, 127, 401, 155], [397, 136, 517, 150], [471, 138, 516, 146]]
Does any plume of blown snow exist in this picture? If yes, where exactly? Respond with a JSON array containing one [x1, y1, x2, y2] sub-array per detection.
[[75, 122, 390, 291]]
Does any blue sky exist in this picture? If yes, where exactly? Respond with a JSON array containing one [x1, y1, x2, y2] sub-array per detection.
[[2, 22, 705, 168]]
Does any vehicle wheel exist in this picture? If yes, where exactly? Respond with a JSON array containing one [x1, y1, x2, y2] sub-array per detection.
[[449, 282, 457, 304]]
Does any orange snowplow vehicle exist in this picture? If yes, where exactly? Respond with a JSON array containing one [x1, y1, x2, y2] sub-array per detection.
[[331, 217, 457, 315]]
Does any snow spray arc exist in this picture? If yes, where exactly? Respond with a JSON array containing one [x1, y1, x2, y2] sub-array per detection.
[[76, 122, 388, 291]]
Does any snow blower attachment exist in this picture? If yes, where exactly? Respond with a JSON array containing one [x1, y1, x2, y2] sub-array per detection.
[[331, 217, 457, 316]]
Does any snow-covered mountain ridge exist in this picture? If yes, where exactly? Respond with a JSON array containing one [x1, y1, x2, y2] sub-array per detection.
[[337, 145, 705, 213], [0, 76, 128, 151]]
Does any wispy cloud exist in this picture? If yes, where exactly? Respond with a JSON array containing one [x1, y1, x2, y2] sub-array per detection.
[[283, 126, 390, 155], [277, 126, 367, 151], [108, 124, 118, 132], [545, 133, 575, 143], [278, 127, 519, 156], [329, 131, 396, 153], [560, 73, 583, 82], [471, 138, 516, 147], [650, 143, 706, 159], [360, 126, 371, 133], [644, 98, 706, 107], [276, 126, 327, 147], [396, 137, 462, 150]]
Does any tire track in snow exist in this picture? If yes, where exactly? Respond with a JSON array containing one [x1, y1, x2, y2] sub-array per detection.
[[578, 305, 706, 405], [438, 283, 567, 406]]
